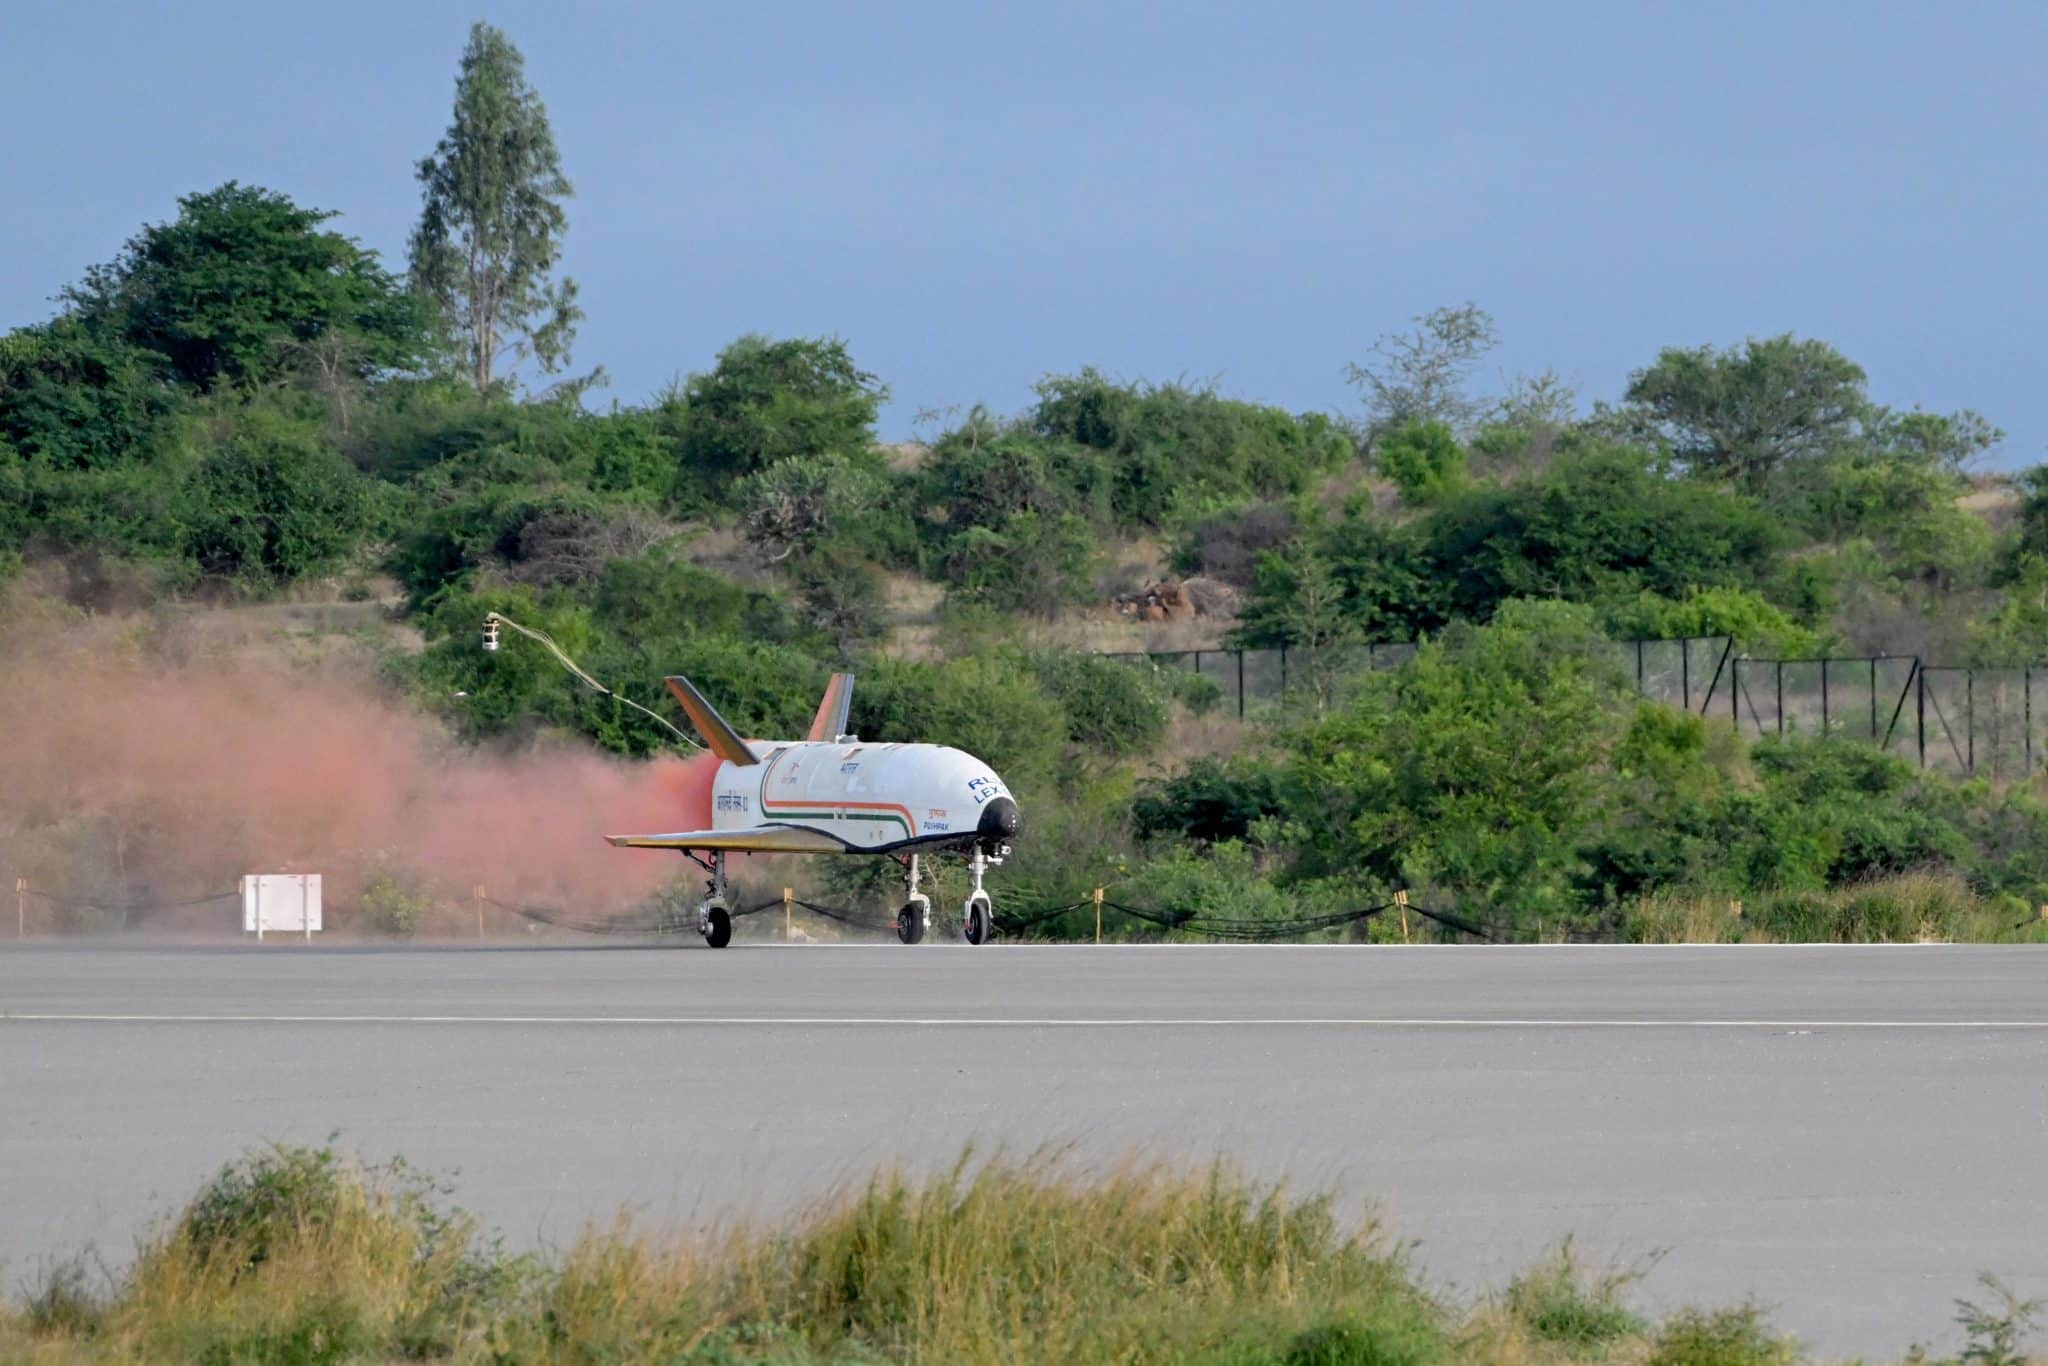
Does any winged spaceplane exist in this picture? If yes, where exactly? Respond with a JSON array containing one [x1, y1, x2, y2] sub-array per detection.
[[606, 672, 1020, 947]]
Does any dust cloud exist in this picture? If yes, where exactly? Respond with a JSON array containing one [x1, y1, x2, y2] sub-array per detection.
[[0, 603, 718, 935]]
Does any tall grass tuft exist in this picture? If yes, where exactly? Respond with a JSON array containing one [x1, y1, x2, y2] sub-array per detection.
[[1499, 1238, 1649, 1348], [65, 1143, 526, 1362], [6, 1142, 2033, 1363], [1624, 872, 2043, 943]]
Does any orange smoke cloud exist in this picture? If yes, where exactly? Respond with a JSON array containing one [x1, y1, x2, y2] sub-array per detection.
[[0, 609, 719, 932]]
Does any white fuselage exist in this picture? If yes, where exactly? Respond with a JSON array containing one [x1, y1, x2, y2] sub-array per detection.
[[711, 740, 1012, 852]]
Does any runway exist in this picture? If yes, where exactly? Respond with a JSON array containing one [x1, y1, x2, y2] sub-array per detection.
[[4, 943, 2045, 1358]]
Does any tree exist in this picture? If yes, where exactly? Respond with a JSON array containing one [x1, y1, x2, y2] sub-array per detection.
[[671, 335, 885, 487], [1278, 600, 1626, 921], [1622, 335, 1868, 486], [410, 22, 580, 391], [61, 182, 426, 393], [179, 401, 372, 583], [1345, 304, 1498, 441], [1232, 541, 1367, 711], [734, 453, 886, 563], [1374, 418, 1466, 504], [0, 319, 181, 470]]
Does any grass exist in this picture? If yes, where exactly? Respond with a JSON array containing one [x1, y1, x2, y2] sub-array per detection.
[[1622, 873, 2048, 944], [2, 1144, 2038, 1364]]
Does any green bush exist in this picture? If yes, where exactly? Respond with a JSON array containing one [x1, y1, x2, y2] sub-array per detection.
[[1646, 1304, 1796, 1365], [1022, 650, 1171, 756], [1279, 600, 1625, 924], [1502, 1241, 1646, 1347], [1169, 668, 1226, 715], [179, 401, 372, 585], [850, 655, 1069, 782], [358, 873, 436, 937], [1135, 757, 1286, 846], [1126, 843, 1322, 938], [667, 333, 885, 495], [1374, 419, 1466, 504], [733, 450, 889, 564], [789, 540, 890, 648], [1235, 444, 1786, 646], [1171, 497, 1299, 586], [939, 509, 1098, 614], [1026, 369, 1353, 527], [1599, 586, 1827, 656]]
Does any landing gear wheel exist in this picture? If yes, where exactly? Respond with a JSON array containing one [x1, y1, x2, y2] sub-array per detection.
[[701, 905, 732, 949], [963, 895, 993, 946], [896, 901, 928, 945]]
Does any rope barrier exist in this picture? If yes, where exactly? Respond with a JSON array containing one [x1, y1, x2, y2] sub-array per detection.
[[990, 902, 1090, 934], [794, 899, 901, 933], [484, 893, 788, 937], [1098, 899, 1398, 942], [1402, 901, 1504, 943], [24, 888, 239, 912], [481, 894, 694, 936]]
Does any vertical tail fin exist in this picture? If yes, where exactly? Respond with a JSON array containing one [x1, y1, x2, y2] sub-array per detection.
[[806, 672, 856, 743], [664, 677, 759, 766]]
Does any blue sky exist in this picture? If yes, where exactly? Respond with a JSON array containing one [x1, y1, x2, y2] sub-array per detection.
[[5, 2, 2044, 462]]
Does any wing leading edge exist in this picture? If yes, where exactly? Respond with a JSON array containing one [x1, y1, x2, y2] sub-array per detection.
[[605, 824, 846, 854]]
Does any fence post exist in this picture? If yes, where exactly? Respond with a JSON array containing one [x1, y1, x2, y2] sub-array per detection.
[[1732, 659, 1741, 724], [1967, 670, 1976, 775], [1776, 661, 1785, 736], [2028, 667, 2034, 777], [784, 887, 794, 943], [1917, 663, 1927, 768], [1870, 658, 1878, 740], [1681, 639, 1691, 710], [1395, 888, 1410, 943], [1821, 659, 1830, 735], [15, 878, 23, 940], [1237, 650, 1246, 720], [473, 885, 485, 940], [1094, 887, 1104, 944], [1636, 639, 1645, 693], [1278, 646, 1287, 698]]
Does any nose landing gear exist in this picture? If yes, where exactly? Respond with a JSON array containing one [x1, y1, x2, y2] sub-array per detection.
[[961, 846, 996, 945]]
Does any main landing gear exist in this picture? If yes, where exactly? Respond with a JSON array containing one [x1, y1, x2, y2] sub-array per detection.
[[696, 851, 732, 949], [896, 854, 931, 945]]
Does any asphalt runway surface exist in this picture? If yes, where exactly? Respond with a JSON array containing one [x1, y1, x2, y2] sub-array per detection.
[[4, 942, 2045, 1359]]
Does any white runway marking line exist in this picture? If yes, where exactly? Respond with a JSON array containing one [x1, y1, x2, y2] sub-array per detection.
[[7, 1014, 2048, 1029]]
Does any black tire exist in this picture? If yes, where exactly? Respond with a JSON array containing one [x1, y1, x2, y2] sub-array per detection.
[[963, 899, 992, 946], [703, 906, 732, 949], [897, 903, 926, 945]]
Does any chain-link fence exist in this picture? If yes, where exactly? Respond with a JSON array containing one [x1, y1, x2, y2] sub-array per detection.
[[1105, 638, 2048, 779]]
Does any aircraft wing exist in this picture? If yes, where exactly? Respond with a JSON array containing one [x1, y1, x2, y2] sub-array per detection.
[[605, 824, 845, 853]]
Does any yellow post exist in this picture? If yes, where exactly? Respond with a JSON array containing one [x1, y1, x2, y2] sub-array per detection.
[[784, 887, 794, 943], [1731, 899, 1743, 920], [1395, 888, 1410, 943], [473, 885, 486, 939], [15, 877, 24, 940], [1094, 887, 1104, 944]]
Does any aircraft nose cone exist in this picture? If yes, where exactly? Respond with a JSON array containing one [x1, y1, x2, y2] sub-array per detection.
[[978, 795, 1020, 842]]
